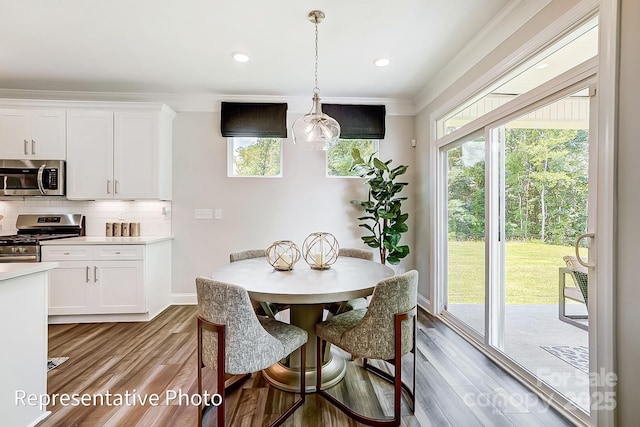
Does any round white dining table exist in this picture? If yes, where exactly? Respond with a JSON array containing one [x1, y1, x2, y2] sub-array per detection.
[[210, 256, 394, 392]]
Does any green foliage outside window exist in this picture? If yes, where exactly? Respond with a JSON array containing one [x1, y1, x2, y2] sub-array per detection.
[[447, 128, 588, 245], [327, 139, 377, 176], [233, 138, 281, 176]]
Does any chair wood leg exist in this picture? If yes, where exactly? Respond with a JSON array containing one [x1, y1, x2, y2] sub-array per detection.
[[316, 308, 417, 427], [270, 342, 306, 427]]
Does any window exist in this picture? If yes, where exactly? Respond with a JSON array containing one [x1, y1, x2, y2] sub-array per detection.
[[227, 137, 282, 177], [326, 139, 379, 177]]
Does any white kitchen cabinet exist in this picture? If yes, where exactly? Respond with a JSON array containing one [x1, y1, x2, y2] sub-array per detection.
[[44, 245, 145, 315], [65, 110, 114, 199], [66, 104, 174, 200], [47, 261, 93, 314], [0, 109, 66, 160]]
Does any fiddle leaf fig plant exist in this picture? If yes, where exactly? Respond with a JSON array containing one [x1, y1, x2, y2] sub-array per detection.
[[349, 148, 410, 265]]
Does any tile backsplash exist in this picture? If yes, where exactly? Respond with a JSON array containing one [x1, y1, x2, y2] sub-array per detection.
[[0, 199, 172, 236]]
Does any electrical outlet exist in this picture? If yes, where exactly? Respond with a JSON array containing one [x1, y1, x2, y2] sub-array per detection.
[[214, 209, 222, 220], [118, 211, 125, 220]]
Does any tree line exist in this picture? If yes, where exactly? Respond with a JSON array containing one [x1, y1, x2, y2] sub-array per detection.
[[448, 128, 589, 245]]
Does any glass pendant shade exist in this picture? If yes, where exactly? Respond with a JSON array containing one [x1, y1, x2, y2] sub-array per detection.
[[292, 10, 340, 151], [292, 92, 340, 150]]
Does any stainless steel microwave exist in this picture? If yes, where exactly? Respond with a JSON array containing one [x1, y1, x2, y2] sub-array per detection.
[[0, 160, 65, 196]]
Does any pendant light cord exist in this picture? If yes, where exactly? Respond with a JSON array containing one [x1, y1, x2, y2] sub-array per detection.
[[314, 19, 319, 94]]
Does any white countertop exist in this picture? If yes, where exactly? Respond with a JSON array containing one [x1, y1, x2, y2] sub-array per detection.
[[0, 262, 58, 281], [40, 236, 173, 245]]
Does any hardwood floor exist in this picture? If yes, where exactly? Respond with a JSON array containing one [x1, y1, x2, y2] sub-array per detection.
[[40, 305, 574, 426]]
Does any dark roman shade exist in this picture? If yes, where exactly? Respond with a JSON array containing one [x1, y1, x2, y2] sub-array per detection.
[[220, 102, 288, 138], [322, 104, 386, 139]]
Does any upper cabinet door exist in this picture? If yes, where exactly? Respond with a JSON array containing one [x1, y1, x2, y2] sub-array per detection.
[[30, 110, 66, 160], [0, 109, 31, 159], [114, 112, 159, 199], [0, 109, 65, 160], [66, 110, 114, 200]]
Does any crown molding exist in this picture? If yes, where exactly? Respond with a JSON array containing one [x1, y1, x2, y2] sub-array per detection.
[[0, 88, 415, 116], [413, 0, 553, 114]]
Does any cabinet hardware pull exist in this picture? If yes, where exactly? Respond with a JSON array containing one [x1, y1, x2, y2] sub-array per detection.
[[115, 251, 121, 254], [86, 266, 90, 283], [115, 180, 119, 194], [24, 139, 28, 155], [32, 139, 35, 155], [107, 180, 112, 194], [64, 252, 70, 255], [94, 266, 98, 282]]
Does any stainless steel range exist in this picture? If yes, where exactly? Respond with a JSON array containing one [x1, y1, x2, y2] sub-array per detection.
[[0, 214, 85, 262]]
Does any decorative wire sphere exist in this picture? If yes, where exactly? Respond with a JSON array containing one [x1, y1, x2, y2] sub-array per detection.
[[266, 240, 301, 271], [302, 232, 339, 269]]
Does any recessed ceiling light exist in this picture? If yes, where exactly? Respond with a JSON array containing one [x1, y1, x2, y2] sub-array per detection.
[[374, 58, 390, 67], [536, 62, 550, 69], [232, 52, 250, 63]]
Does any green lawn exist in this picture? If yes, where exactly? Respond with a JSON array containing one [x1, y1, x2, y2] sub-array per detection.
[[448, 240, 587, 304]]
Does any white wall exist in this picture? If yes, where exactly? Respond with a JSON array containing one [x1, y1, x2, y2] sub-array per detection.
[[171, 112, 416, 294]]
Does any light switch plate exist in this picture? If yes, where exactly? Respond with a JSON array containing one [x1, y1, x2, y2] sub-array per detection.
[[194, 209, 213, 219]]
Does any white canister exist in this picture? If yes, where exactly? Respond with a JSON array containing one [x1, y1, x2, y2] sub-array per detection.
[[105, 222, 113, 237], [113, 222, 122, 237]]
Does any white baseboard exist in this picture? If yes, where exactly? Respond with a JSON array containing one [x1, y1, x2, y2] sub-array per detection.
[[27, 411, 50, 427], [171, 293, 197, 305]]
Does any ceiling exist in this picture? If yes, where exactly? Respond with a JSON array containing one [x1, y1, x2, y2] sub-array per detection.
[[0, 0, 517, 104]]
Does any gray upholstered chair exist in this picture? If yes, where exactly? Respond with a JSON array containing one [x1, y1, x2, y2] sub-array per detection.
[[229, 249, 288, 319], [325, 248, 375, 315], [316, 270, 418, 426], [196, 277, 307, 427]]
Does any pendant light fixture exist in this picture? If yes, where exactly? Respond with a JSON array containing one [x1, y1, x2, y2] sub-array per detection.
[[292, 10, 340, 150]]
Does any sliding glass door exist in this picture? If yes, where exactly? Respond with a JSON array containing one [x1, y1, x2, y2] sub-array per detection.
[[441, 86, 594, 412], [444, 135, 486, 336]]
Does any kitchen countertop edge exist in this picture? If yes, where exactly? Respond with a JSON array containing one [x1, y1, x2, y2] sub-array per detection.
[[0, 262, 58, 281], [40, 236, 174, 245]]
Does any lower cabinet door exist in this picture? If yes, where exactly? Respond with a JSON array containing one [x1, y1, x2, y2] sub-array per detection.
[[48, 261, 93, 315], [94, 260, 145, 313]]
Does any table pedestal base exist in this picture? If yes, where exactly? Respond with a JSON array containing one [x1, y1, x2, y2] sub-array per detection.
[[262, 303, 347, 392], [262, 350, 346, 393]]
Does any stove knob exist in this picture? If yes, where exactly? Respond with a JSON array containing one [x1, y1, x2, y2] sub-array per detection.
[[20, 247, 27, 254]]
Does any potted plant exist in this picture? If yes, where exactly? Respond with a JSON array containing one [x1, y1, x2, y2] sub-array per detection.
[[349, 148, 410, 265]]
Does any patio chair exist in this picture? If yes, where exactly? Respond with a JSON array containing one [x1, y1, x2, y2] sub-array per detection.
[[559, 255, 588, 330]]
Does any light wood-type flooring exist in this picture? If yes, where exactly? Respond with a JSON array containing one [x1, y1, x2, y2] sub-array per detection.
[[39, 305, 573, 426]]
